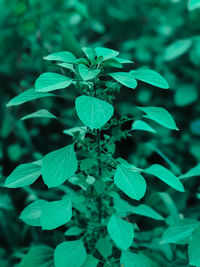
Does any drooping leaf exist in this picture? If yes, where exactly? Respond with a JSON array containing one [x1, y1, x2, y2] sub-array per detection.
[[78, 64, 100, 80], [44, 51, 76, 63], [21, 109, 57, 121], [131, 69, 169, 89], [138, 106, 178, 130], [40, 198, 72, 230], [120, 251, 152, 267], [188, 227, 200, 266], [75, 96, 114, 130], [164, 39, 192, 61], [6, 89, 54, 107], [35, 72, 72, 92], [42, 145, 77, 188], [95, 47, 119, 61], [95, 237, 112, 258], [132, 204, 164, 220], [5, 161, 41, 188], [19, 246, 54, 267], [54, 240, 87, 267], [144, 164, 184, 192], [161, 219, 200, 244], [114, 164, 146, 201], [109, 72, 137, 89], [131, 120, 156, 133], [180, 164, 200, 179], [82, 255, 99, 267], [20, 200, 47, 227], [188, 0, 200, 10], [64, 227, 83, 236], [107, 215, 134, 250]]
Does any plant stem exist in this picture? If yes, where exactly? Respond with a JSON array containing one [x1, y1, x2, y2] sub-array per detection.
[[97, 128, 102, 223]]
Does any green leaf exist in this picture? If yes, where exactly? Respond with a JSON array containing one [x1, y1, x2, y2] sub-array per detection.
[[161, 219, 200, 244], [109, 72, 137, 89], [115, 57, 133, 64], [57, 63, 74, 72], [78, 64, 100, 81], [188, 0, 200, 10], [95, 237, 112, 258], [20, 200, 47, 227], [138, 106, 178, 130], [42, 145, 78, 188], [107, 215, 134, 251], [95, 47, 119, 61], [188, 227, 200, 266], [114, 164, 146, 201], [40, 198, 72, 230], [131, 69, 169, 89], [82, 255, 99, 267], [75, 96, 114, 130], [35, 72, 72, 92], [21, 109, 57, 121], [144, 164, 184, 192], [64, 227, 83, 236], [164, 39, 192, 61], [132, 204, 164, 220], [54, 240, 87, 267], [82, 47, 96, 63], [19, 246, 54, 267], [120, 251, 152, 267], [131, 120, 156, 133], [6, 89, 54, 107], [174, 85, 198, 106], [5, 161, 41, 188], [180, 164, 200, 179], [44, 51, 76, 63]]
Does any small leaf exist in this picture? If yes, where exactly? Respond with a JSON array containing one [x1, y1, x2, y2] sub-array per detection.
[[188, 0, 200, 10], [164, 39, 192, 61], [95, 237, 112, 258], [131, 69, 169, 89], [54, 240, 87, 267], [82, 255, 99, 267], [57, 63, 74, 72], [5, 161, 41, 188], [42, 145, 78, 188], [95, 47, 119, 61], [188, 227, 200, 266], [109, 72, 137, 89], [120, 251, 152, 267], [6, 89, 54, 107], [180, 164, 200, 179], [144, 164, 184, 192], [75, 96, 114, 130], [64, 227, 83, 236], [114, 164, 146, 201], [132, 204, 164, 220], [131, 120, 156, 133], [107, 215, 134, 250], [44, 51, 76, 63], [21, 109, 57, 121], [35, 72, 72, 92], [40, 198, 72, 230], [138, 106, 178, 130], [78, 64, 100, 81]]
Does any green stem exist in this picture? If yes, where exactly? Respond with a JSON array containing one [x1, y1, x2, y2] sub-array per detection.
[[97, 129, 102, 223]]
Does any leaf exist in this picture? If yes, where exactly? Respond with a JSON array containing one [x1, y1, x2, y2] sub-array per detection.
[[57, 63, 74, 72], [75, 96, 114, 130], [44, 51, 76, 63], [5, 161, 41, 188], [131, 120, 156, 133], [180, 164, 200, 179], [19, 246, 54, 267], [95, 47, 119, 61], [174, 85, 198, 107], [64, 227, 83, 236], [6, 89, 54, 107], [78, 64, 100, 80], [161, 219, 200, 244], [138, 106, 178, 130], [164, 39, 192, 61], [20, 200, 47, 227], [95, 237, 112, 258], [120, 251, 152, 267], [131, 69, 169, 89], [21, 109, 57, 121], [82, 255, 99, 267], [107, 215, 134, 250], [132, 204, 164, 220], [41, 144, 78, 188], [82, 47, 96, 63], [114, 164, 146, 201], [188, 0, 200, 10], [40, 198, 72, 230], [54, 240, 87, 267], [188, 227, 200, 266], [35, 72, 72, 92], [115, 57, 133, 64], [109, 72, 137, 89], [144, 164, 184, 192]]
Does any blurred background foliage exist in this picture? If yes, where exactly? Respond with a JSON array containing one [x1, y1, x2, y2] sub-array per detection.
[[0, 0, 200, 266]]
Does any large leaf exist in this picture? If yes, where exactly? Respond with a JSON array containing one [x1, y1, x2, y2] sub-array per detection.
[[131, 69, 169, 89], [78, 64, 100, 81], [5, 161, 41, 188], [188, 227, 200, 266], [161, 219, 200, 244], [144, 164, 184, 192], [35, 72, 72, 92], [40, 198, 72, 230], [132, 204, 164, 220], [180, 164, 200, 179], [138, 106, 178, 130], [75, 96, 114, 130], [107, 215, 134, 250], [109, 72, 137, 89], [188, 0, 200, 10], [21, 109, 57, 121], [114, 164, 146, 200], [41, 145, 77, 188], [131, 120, 156, 133], [44, 51, 76, 63], [120, 251, 152, 267], [6, 89, 54, 107], [54, 240, 87, 267], [164, 39, 192, 61], [95, 47, 119, 61], [19, 246, 54, 267]]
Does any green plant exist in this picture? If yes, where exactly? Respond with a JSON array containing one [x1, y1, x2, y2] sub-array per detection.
[[5, 47, 199, 267]]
